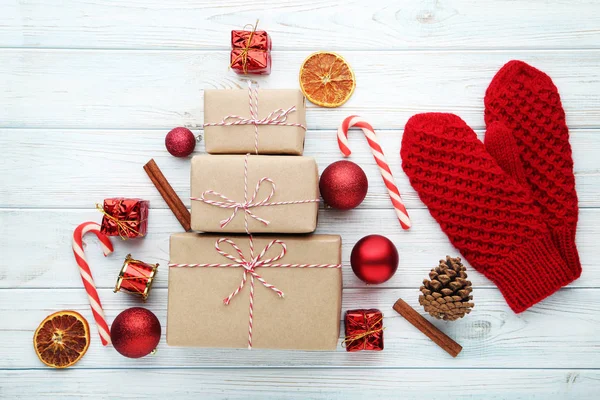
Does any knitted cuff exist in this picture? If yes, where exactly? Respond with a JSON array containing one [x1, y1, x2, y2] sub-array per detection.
[[487, 234, 576, 313], [551, 226, 582, 278]]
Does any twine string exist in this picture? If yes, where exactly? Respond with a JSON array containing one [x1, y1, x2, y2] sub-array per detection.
[[250, 81, 259, 153], [204, 106, 298, 127], [215, 238, 287, 304]]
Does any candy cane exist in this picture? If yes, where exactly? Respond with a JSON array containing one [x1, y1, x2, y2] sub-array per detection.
[[337, 116, 411, 229], [72, 222, 114, 346]]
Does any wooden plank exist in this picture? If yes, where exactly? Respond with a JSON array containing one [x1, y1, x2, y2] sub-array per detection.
[[0, 128, 597, 209], [1, 208, 597, 289], [2, 0, 600, 51], [2, 1, 599, 396], [1, 50, 600, 130], [2, 287, 599, 368], [0, 369, 597, 399]]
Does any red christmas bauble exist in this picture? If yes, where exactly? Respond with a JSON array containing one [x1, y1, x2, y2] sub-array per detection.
[[319, 161, 368, 210], [351, 235, 399, 284], [110, 307, 161, 358], [165, 127, 196, 157]]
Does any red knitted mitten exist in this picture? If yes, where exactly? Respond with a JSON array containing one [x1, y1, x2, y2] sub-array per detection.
[[402, 113, 577, 313], [484, 60, 581, 278]]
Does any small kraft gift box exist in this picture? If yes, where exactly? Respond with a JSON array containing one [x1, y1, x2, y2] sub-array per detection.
[[203, 85, 307, 155], [190, 154, 319, 234], [167, 233, 342, 350]]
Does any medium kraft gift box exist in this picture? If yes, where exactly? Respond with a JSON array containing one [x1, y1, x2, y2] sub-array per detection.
[[190, 154, 319, 233], [167, 233, 342, 350], [203, 89, 306, 155]]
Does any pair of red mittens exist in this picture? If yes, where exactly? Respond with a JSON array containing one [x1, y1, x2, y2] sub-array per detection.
[[401, 61, 580, 313]]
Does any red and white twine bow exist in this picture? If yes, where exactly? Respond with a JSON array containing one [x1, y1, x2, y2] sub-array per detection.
[[203, 80, 306, 154], [198, 177, 275, 228], [204, 106, 298, 128], [169, 238, 341, 349]]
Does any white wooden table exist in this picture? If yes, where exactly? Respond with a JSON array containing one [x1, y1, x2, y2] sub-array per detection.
[[1, 1, 599, 398]]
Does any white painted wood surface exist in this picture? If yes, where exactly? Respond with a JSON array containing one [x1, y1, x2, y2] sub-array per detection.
[[1, 1, 600, 398]]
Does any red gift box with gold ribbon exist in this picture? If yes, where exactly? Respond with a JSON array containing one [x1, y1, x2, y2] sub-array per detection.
[[343, 309, 384, 351], [99, 198, 149, 239], [230, 26, 272, 75]]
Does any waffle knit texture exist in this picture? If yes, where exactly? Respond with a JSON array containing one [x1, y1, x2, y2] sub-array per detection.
[[484, 60, 581, 277], [401, 113, 577, 313]]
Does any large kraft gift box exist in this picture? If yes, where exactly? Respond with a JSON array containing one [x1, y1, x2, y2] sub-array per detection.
[[167, 233, 342, 350], [191, 155, 319, 233], [203, 89, 306, 155]]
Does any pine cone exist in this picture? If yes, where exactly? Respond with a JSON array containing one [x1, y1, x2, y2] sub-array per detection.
[[419, 256, 474, 321]]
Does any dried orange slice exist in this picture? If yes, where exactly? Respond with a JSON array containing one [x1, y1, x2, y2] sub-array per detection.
[[33, 310, 90, 368], [299, 52, 356, 108]]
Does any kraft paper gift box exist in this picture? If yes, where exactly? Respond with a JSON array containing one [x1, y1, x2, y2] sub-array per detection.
[[167, 233, 342, 350], [203, 89, 306, 155], [190, 155, 319, 234]]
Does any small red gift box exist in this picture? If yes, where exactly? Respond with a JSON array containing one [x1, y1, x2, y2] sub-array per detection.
[[230, 28, 272, 75], [99, 198, 149, 239], [343, 309, 384, 352]]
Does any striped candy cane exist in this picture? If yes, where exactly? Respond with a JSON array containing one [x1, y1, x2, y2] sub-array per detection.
[[72, 222, 114, 346], [337, 116, 411, 229]]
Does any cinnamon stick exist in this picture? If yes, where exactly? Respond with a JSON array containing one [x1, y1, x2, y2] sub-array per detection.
[[143, 159, 191, 231], [392, 298, 462, 357]]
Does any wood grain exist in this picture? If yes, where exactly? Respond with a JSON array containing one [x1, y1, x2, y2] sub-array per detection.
[[2, 287, 599, 369], [2, 0, 600, 396], [0, 369, 597, 399], [0, 129, 598, 209], [1, 208, 598, 289], [1, 50, 600, 130], [2, 0, 600, 51]]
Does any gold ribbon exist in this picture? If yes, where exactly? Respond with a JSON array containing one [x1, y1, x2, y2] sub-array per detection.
[[230, 20, 264, 75], [96, 203, 145, 240], [341, 316, 385, 349]]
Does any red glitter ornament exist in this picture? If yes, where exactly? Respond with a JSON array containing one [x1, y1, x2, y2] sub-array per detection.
[[110, 307, 161, 358], [351, 235, 398, 284], [319, 160, 368, 210], [165, 127, 196, 157]]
